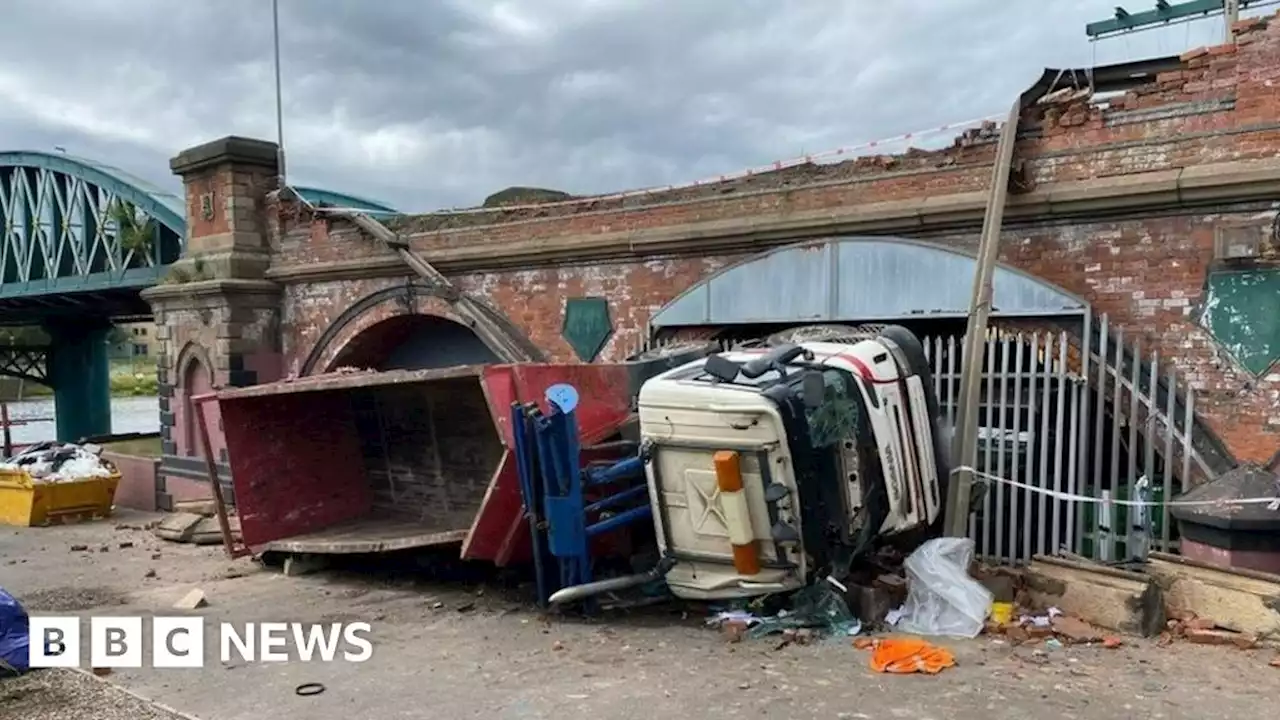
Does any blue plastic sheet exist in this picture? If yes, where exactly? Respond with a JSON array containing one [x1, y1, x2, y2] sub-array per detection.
[[0, 586, 30, 675]]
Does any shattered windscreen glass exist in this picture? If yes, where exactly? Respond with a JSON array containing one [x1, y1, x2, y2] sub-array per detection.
[[802, 369, 861, 448]]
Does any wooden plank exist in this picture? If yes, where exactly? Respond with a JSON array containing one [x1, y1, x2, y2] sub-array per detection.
[[1026, 554, 1165, 637], [1147, 551, 1280, 638]]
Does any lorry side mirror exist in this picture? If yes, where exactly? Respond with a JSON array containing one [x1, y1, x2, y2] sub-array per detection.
[[801, 371, 825, 409], [741, 344, 809, 379]]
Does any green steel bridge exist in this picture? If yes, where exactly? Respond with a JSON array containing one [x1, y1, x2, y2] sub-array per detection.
[[0, 150, 396, 441]]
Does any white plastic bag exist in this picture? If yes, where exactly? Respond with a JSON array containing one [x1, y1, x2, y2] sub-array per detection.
[[893, 537, 992, 638]]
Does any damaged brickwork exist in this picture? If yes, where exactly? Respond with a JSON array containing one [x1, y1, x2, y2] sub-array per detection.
[[155, 14, 1280, 474]]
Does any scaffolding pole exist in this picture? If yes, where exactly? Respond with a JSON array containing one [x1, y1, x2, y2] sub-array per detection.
[[944, 98, 1022, 538]]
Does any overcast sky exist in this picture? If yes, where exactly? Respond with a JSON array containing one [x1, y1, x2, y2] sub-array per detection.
[[0, 1, 1241, 212]]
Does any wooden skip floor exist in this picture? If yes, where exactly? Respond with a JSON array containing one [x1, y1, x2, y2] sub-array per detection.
[[260, 518, 468, 554]]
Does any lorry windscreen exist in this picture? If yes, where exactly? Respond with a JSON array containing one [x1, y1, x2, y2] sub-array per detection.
[[760, 366, 871, 573]]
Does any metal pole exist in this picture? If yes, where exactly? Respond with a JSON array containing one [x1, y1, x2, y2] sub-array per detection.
[[1225, 0, 1241, 41], [192, 392, 240, 558], [272, 0, 287, 185], [944, 97, 1021, 538]]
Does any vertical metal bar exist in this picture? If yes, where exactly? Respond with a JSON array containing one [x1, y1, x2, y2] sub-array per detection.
[[1064, 376, 1081, 557], [1127, 336, 1142, 558], [192, 393, 238, 558], [1092, 314, 1110, 560], [1105, 326, 1125, 563], [1, 402, 11, 457], [1051, 332, 1068, 555], [947, 335, 958, 431], [994, 334, 1012, 563], [272, 0, 287, 185], [1145, 351, 1159, 551], [1023, 332, 1040, 562], [1008, 334, 1025, 563], [1162, 364, 1177, 553], [1075, 313, 1093, 556], [981, 332, 997, 558], [932, 337, 943, 409], [1037, 333, 1054, 557], [1181, 385, 1196, 502]]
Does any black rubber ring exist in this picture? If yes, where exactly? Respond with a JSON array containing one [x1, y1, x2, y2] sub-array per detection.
[[295, 683, 326, 697]]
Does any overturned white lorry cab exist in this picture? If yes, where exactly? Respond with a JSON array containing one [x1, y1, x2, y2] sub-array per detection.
[[634, 325, 952, 601]]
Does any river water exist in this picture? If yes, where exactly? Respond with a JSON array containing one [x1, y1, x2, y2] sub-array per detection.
[[3, 396, 160, 446]]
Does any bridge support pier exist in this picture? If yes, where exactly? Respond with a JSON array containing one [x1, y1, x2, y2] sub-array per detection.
[[44, 320, 113, 442]]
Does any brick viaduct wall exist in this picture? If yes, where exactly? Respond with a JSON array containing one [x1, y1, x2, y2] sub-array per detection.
[[150, 13, 1280, 504]]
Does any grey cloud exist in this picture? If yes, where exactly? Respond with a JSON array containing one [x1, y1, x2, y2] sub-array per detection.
[[0, 0, 1238, 212]]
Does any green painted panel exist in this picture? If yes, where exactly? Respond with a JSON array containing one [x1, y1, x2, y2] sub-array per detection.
[[562, 297, 613, 362], [0, 266, 166, 299], [1200, 268, 1280, 377]]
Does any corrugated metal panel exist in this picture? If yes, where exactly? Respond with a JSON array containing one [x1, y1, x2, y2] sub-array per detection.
[[651, 236, 1087, 329]]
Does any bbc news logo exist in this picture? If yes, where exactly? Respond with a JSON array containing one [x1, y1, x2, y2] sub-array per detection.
[[28, 617, 373, 668]]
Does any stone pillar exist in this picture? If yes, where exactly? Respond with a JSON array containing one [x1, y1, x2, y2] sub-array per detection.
[[141, 136, 284, 510]]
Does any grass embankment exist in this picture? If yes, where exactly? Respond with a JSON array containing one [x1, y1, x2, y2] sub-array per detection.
[[101, 435, 163, 457], [0, 359, 158, 401]]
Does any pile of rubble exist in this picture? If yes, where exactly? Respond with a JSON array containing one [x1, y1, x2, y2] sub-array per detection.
[[708, 536, 1280, 676], [984, 606, 1124, 649], [1163, 612, 1262, 649]]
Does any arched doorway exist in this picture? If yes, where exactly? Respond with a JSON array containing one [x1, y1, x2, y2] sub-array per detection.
[[178, 351, 214, 459], [645, 236, 1234, 564], [328, 314, 499, 372]]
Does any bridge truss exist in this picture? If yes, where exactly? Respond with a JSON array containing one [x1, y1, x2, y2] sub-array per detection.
[[0, 151, 186, 317]]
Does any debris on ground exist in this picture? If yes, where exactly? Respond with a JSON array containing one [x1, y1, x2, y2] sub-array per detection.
[[173, 588, 207, 610], [1162, 612, 1260, 649], [983, 601, 1135, 648], [1, 667, 192, 720], [153, 511, 237, 546], [888, 537, 992, 639], [748, 583, 860, 640], [858, 636, 956, 674], [705, 582, 862, 644], [0, 442, 115, 482], [18, 586, 127, 613]]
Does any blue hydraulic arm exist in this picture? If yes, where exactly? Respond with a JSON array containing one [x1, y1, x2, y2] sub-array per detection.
[[511, 383, 655, 608]]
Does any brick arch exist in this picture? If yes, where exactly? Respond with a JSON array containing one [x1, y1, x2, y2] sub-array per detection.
[[300, 282, 477, 376]]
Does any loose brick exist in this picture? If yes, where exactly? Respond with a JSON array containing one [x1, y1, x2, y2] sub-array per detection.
[[1185, 628, 1251, 646]]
